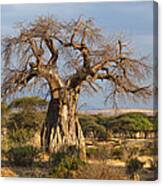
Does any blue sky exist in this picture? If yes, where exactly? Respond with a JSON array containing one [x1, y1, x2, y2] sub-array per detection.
[[1, 1, 155, 109]]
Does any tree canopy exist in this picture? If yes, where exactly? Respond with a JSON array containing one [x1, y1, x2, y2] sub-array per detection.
[[2, 16, 152, 106], [9, 96, 48, 110]]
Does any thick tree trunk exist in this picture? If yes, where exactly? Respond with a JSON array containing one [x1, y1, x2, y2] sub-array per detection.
[[41, 88, 86, 160]]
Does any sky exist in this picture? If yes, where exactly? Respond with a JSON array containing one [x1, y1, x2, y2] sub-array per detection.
[[1, 1, 156, 110]]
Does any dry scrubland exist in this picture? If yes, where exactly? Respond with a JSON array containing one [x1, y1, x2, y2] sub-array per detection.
[[1, 97, 158, 180], [1, 16, 155, 180]]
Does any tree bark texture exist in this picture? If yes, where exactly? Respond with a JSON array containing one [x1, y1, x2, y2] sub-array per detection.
[[41, 84, 86, 159]]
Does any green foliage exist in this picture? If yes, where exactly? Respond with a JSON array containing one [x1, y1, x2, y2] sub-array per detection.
[[95, 114, 112, 127], [79, 114, 97, 126], [126, 158, 144, 175], [9, 96, 48, 111], [97, 113, 156, 131], [125, 113, 155, 130], [150, 115, 158, 129], [111, 146, 123, 160], [49, 146, 84, 178], [1, 97, 46, 151], [80, 112, 156, 140], [79, 114, 107, 140], [86, 148, 98, 159], [7, 110, 45, 146], [8, 145, 39, 166], [86, 146, 110, 160], [139, 142, 158, 156]]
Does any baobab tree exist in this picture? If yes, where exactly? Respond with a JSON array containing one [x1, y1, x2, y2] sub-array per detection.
[[2, 16, 152, 159]]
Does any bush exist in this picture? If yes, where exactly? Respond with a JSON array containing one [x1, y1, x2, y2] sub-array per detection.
[[96, 114, 112, 127], [79, 114, 107, 140], [77, 163, 127, 180], [86, 146, 110, 160], [139, 142, 158, 156], [49, 146, 84, 178], [9, 96, 48, 111], [7, 110, 45, 146], [107, 113, 155, 131], [111, 146, 123, 160], [1, 97, 46, 150], [79, 113, 156, 140], [126, 158, 144, 175], [86, 148, 98, 159], [8, 146, 39, 166]]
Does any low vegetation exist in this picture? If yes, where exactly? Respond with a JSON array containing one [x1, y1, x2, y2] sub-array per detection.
[[80, 112, 157, 137], [97, 112, 156, 131], [126, 158, 144, 180], [79, 114, 107, 140], [1, 96, 158, 180], [7, 110, 45, 147], [49, 146, 84, 178], [9, 96, 48, 110], [86, 146, 110, 160], [8, 146, 40, 166]]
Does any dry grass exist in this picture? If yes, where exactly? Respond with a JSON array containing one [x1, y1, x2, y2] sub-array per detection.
[[75, 163, 128, 180], [1, 138, 157, 180]]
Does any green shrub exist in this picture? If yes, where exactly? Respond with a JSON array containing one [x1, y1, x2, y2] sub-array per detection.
[[103, 112, 156, 131], [96, 114, 112, 127], [126, 158, 144, 175], [111, 146, 123, 160], [79, 113, 156, 139], [86, 148, 98, 159], [79, 114, 107, 140], [9, 96, 48, 111], [139, 142, 158, 156], [49, 146, 84, 178], [86, 146, 110, 160], [2, 97, 46, 150], [8, 146, 39, 166], [7, 110, 45, 146]]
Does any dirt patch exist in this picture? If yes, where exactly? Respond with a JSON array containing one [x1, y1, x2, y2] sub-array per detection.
[[87, 159, 126, 167], [1, 167, 17, 177]]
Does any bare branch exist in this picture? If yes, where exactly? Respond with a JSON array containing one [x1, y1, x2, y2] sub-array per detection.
[[1, 15, 152, 107]]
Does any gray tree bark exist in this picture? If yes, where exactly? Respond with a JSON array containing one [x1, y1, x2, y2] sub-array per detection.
[[41, 85, 86, 160]]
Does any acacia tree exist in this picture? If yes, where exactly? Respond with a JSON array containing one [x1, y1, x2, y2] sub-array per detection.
[[2, 16, 152, 158]]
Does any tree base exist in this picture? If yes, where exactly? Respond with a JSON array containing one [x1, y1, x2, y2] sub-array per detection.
[[41, 98, 86, 160]]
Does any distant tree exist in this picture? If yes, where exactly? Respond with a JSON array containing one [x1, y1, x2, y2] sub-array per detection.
[[100, 113, 156, 131], [2, 16, 152, 158], [3, 97, 46, 148], [7, 110, 45, 147], [9, 96, 48, 111]]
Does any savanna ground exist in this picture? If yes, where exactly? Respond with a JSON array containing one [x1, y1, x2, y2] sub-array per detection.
[[1, 97, 158, 180]]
